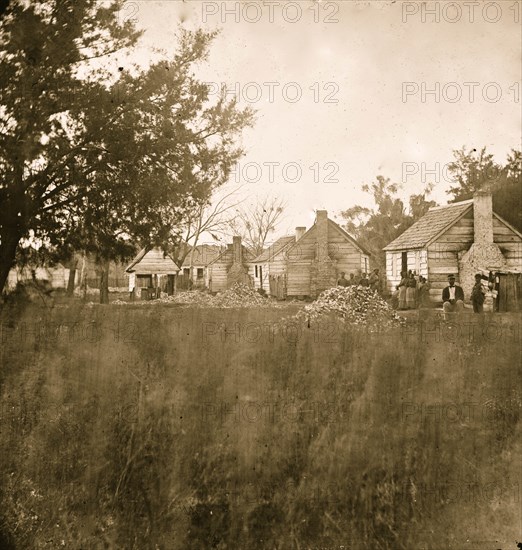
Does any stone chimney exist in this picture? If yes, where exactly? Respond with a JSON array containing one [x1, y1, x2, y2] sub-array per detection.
[[315, 210, 328, 261], [473, 190, 494, 245], [227, 235, 250, 288], [310, 210, 337, 297], [232, 236, 242, 264], [458, 190, 506, 300], [295, 227, 306, 241]]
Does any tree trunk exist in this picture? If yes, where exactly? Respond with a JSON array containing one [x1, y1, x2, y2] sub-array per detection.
[[78, 252, 87, 300], [0, 230, 21, 297], [99, 260, 110, 304], [66, 268, 76, 296], [66, 257, 78, 297]]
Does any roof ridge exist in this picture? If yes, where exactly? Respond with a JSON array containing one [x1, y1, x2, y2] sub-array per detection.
[[428, 199, 473, 211]]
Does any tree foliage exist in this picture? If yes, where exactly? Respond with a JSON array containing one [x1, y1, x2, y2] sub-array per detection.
[[446, 147, 521, 231], [0, 1, 254, 300], [340, 176, 436, 269]]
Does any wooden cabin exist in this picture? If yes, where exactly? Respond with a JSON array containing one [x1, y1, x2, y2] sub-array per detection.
[[180, 244, 221, 289], [286, 210, 370, 298], [125, 247, 179, 297], [383, 191, 522, 304], [206, 236, 255, 293], [250, 234, 297, 298], [251, 210, 371, 299]]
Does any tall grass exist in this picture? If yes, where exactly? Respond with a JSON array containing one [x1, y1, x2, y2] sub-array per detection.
[[0, 305, 520, 549]]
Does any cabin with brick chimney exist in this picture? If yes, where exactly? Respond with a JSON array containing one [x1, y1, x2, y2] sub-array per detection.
[[383, 191, 522, 304], [206, 236, 255, 293], [251, 210, 371, 299]]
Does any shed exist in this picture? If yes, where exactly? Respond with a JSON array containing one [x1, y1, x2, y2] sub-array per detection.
[[383, 191, 522, 303]]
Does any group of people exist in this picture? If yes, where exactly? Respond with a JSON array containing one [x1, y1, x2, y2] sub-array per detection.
[[396, 270, 431, 310], [337, 269, 382, 293], [443, 272, 492, 314], [337, 268, 494, 314], [402, 271, 493, 315]]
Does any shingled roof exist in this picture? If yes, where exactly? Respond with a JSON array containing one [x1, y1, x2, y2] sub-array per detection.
[[252, 235, 296, 263], [383, 200, 473, 251], [126, 246, 151, 272]]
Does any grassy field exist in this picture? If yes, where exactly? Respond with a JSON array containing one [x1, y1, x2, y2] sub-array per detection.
[[0, 303, 521, 549]]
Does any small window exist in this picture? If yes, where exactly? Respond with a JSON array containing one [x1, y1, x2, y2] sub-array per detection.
[[183, 268, 190, 276], [197, 268, 204, 279]]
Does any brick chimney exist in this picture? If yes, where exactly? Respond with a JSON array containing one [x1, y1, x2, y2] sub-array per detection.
[[232, 236, 242, 264], [315, 210, 328, 261], [473, 189, 494, 245], [295, 227, 306, 241]]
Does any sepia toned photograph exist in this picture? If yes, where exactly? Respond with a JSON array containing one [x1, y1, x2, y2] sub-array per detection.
[[0, 1, 521, 548]]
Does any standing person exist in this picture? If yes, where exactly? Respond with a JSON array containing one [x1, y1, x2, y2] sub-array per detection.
[[337, 272, 349, 287], [442, 274, 464, 317], [369, 268, 381, 293], [471, 273, 485, 313], [405, 271, 417, 309], [397, 271, 408, 310], [418, 276, 431, 308], [348, 273, 356, 286], [359, 273, 369, 287]]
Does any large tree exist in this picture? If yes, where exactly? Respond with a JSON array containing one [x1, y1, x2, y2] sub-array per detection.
[[339, 176, 436, 269], [0, 1, 254, 300]]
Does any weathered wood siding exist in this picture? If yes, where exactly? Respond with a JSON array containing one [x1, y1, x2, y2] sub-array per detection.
[[493, 216, 522, 270], [427, 212, 522, 301], [426, 212, 474, 299], [208, 245, 255, 293], [385, 249, 428, 292], [208, 263, 229, 293], [132, 248, 179, 276], [285, 223, 367, 296], [287, 260, 311, 296]]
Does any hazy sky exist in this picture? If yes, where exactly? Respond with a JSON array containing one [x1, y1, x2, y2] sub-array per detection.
[[120, 0, 521, 237]]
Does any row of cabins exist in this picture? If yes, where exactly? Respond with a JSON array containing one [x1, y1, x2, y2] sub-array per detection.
[[126, 210, 371, 300], [126, 193, 522, 307], [9, 193, 519, 308]]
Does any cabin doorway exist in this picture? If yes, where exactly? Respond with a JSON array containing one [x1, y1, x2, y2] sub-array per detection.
[[167, 274, 175, 295], [401, 252, 408, 274]]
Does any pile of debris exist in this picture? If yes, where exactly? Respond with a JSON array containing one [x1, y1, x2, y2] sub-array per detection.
[[149, 283, 274, 308], [210, 283, 270, 308], [290, 286, 405, 330]]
